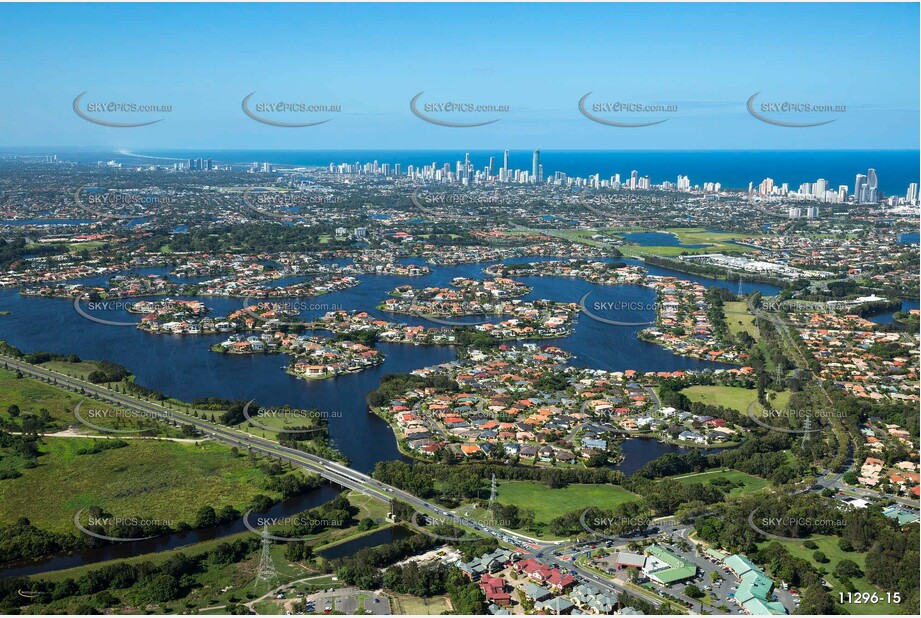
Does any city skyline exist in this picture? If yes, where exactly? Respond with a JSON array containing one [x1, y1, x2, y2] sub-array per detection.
[[0, 3, 918, 616], [62, 147, 919, 205]]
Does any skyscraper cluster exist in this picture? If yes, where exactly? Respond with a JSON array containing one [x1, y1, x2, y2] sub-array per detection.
[[854, 169, 878, 204], [754, 168, 896, 206], [186, 157, 213, 171]]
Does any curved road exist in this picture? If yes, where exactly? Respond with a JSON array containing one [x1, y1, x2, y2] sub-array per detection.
[[1, 352, 689, 609]]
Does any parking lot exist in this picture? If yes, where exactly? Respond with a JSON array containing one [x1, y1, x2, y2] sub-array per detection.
[[305, 588, 390, 615], [657, 541, 799, 615]]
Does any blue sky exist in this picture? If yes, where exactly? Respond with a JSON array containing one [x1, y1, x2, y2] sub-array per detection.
[[0, 2, 917, 150]]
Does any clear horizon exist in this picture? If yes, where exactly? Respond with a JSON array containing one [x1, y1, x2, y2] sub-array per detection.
[[0, 3, 918, 150]]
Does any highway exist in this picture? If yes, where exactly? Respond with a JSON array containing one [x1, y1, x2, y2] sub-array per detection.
[[0, 352, 542, 547], [1, 351, 689, 609]]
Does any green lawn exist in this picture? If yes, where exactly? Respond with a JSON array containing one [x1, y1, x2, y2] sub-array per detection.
[[237, 410, 326, 441], [667, 228, 759, 245], [494, 480, 639, 526], [760, 537, 903, 615], [515, 228, 612, 248], [67, 242, 106, 253], [0, 437, 291, 532], [724, 301, 758, 338], [389, 592, 452, 615], [0, 367, 86, 426], [39, 360, 105, 380], [0, 363, 211, 438], [252, 600, 285, 614], [681, 385, 790, 416], [616, 228, 758, 258], [0, 364, 176, 434], [667, 469, 770, 494]]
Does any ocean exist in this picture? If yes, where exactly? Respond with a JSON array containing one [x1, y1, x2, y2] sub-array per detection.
[[118, 149, 921, 195]]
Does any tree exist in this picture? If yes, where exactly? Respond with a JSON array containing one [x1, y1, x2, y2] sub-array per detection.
[[797, 586, 839, 615], [812, 551, 828, 564], [834, 559, 861, 579], [585, 452, 609, 467], [684, 584, 704, 599], [194, 506, 217, 528], [136, 573, 180, 604]]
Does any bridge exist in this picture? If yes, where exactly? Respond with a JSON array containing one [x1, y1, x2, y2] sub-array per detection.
[[1, 351, 671, 608]]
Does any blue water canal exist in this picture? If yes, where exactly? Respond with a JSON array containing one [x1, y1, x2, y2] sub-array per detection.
[[0, 257, 783, 577], [0, 257, 779, 474]]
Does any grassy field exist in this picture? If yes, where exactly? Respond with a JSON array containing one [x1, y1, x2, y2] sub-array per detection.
[[667, 469, 770, 494], [509, 228, 613, 248], [681, 385, 791, 416], [514, 226, 761, 257], [0, 366, 86, 426], [237, 410, 327, 441], [724, 301, 757, 338], [760, 537, 902, 615], [25, 490, 396, 614], [0, 363, 174, 433], [251, 600, 285, 614], [494, 480, 639, 526], [28, 491, 374, 586], [668, 228, 758, 245], [0, 437, 290, 532], [616, 228, 758, 258], [39, 360, 104, 380], [67, 242, 107, 253], [389, 592, 452, 615]]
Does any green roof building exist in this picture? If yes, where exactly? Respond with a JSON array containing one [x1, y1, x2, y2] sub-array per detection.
[[744, 597, 787, 615], [736, 571, 775, 604], [724, 553, 759, 577], [882, 505, 920, 526], [723, 553, 787, 615], [644, 545, 697, 585]]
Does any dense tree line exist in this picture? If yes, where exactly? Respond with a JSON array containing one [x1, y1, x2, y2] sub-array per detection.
[[0, 460, 314, 563], [451, 328, 502, 350], [331, 533, 439, 590], [0, 237, 68, 270], [693, 491, 919, 612], [704, 287, 734, 344], [631, 435, 808, 488], [382, 563, 485, 614], [643, 255, 788, 287], [277, 494, 356, 538], [150, 223, 355, 254], [0, 537, 260, 613], [548, 501, 651, 538], [0, 517, 89, 564], [372, 460, 626, 506], [366, 373, 459, 409]]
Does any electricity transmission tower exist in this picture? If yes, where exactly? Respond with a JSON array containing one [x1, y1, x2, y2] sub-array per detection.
[[488, 474, 498, 514], [801, 415, 813, 447], [255, 524, 277, 592]]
